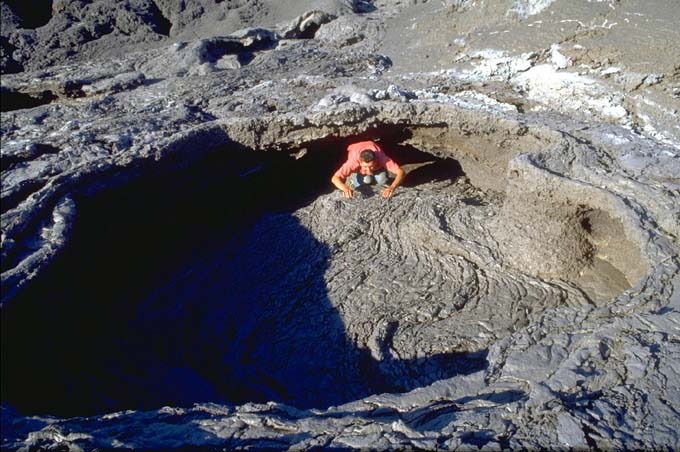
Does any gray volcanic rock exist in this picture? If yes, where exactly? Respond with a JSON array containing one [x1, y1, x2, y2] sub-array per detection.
[[0, 0, 363, 73], [1, 0, 679, 451]]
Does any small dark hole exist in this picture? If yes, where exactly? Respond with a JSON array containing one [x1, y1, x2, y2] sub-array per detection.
[[580, 216, 593, 234], [299, 23, 321, 39]]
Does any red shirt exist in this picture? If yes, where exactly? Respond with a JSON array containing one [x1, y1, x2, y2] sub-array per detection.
[[333, 141, 400, 180]]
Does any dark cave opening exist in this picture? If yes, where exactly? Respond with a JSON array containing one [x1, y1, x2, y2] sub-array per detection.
[[1, 134, 475, 417], [0, 88, 58, 112]]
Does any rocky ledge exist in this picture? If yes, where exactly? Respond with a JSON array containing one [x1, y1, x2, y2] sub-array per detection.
[[1, 1, 679, 451]]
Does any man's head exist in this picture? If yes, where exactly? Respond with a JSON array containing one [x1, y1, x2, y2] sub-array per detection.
[[359, 149, 376, 172]]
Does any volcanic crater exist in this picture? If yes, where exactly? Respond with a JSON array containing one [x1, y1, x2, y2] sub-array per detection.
[[2, 112, 648, 418]]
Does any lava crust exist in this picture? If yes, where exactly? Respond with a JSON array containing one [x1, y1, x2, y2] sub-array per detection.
[[1, 1, 679, 451]]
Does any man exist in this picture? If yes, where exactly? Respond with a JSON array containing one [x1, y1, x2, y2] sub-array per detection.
[[331, 140, 406, 199]]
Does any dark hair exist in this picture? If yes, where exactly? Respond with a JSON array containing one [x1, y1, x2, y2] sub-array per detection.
[[359, 150, 375, 162]]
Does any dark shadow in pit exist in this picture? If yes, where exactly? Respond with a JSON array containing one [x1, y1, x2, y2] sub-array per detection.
[[4, 0, 53, 30], [1, 133, 483, 417], [148, 0, 172, 36], [0, 37, 23, 74]]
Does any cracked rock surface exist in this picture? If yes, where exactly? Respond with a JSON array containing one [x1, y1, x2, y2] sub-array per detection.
[[1, 0, 679, 450]]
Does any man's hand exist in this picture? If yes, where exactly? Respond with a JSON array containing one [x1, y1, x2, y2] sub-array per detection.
[[382, 168, 405, 199], [381, 186, 395, 198], [332, 175, 354, 199], [342, 186, 354, 198]]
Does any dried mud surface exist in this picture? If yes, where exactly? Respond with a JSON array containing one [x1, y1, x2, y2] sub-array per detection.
[[1, 1, 679, 451]]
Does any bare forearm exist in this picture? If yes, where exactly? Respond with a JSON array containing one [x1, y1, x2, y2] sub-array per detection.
[[390, 168, 405, 189], [331, 175, 347, 190]]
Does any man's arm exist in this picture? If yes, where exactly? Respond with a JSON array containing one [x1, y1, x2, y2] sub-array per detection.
[[331, 174, 353, 198], [381, 167, 405, 199]]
